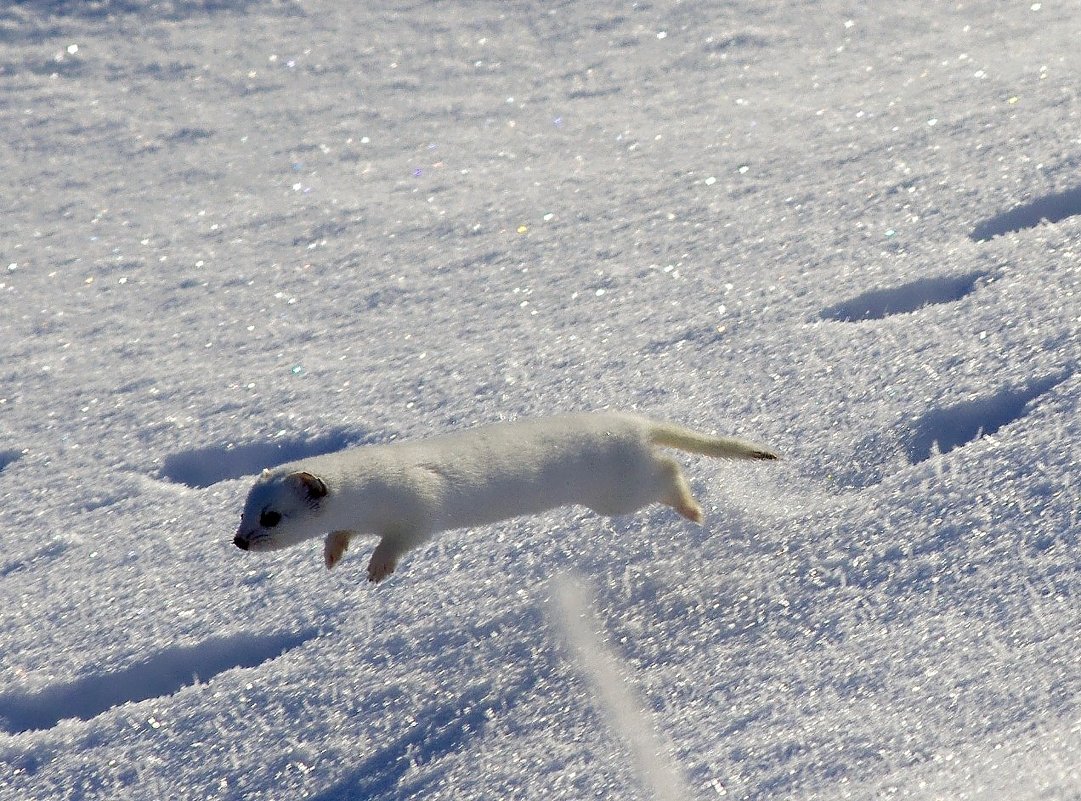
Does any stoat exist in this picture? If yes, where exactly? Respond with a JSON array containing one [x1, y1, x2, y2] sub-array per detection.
[[233, 411, 778, 583]]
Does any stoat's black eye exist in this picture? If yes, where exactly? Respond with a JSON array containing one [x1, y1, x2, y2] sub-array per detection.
[[259, 510, 282, 528]]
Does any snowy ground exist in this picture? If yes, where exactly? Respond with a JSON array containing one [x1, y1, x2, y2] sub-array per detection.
[[1, 1, 1079, 799]]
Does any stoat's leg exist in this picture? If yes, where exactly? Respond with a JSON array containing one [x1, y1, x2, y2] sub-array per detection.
[[367, 535, 405, 583], [658, 457, 704, 524], [324, 530, 355, 570]]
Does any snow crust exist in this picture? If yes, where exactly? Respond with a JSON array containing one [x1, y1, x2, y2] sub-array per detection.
[[1, 1, 1079, 798]]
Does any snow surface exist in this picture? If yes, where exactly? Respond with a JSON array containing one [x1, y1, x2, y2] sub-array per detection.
[[1, 1, 1079, 799]]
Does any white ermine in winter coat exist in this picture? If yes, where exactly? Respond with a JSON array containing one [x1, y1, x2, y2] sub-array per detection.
[[233, 412, 779, 583]]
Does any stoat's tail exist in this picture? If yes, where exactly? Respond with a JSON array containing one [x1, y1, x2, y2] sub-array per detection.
[[649, 422, 779, 461]]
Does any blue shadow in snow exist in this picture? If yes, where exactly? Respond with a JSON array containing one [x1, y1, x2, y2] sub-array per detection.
[[5, 0, 256, 19], [306, 682, 508, 801], [0, 449, 22, 473], [903, 373, 1069, 463], [820, 271, 986, 322], [0, 629, 317, 733], [971, 186, 1081, 241], [159, 428, 377, 488], [0, 540, 71, 579]]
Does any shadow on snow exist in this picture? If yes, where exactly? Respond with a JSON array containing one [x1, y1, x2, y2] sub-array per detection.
[[0, 629, 317, 733], [901, 373, 1069, 464], [820, 271, 987, 322], [971, 186, 1081, 241], [159, 428, 377, 488]]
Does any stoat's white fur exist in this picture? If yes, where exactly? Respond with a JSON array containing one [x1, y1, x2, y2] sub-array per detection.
[[233, 411, 778, 583]]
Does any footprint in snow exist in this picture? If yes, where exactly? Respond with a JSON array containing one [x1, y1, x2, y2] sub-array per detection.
[[819, 271, 988, 322], [0, 449, 23, 474], [158, 428, 375, 489], [970, 186, 1081, 242], [832, 373, 1070, 488], [0, 629, 318, 734]]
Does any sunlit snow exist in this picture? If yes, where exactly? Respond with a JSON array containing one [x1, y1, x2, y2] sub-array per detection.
[[1, 2, 1079, 800]]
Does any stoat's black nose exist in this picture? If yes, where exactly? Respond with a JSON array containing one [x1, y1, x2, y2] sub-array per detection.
[[233, 535, 250, 551]]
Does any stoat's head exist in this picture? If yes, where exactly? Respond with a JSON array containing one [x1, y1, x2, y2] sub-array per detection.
[[234, 468, 329, 553]]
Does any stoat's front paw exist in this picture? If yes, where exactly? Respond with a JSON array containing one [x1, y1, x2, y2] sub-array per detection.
[[324, 531, 352, 570], [366, 554, 397, 583], [366, 537, 403, 583]]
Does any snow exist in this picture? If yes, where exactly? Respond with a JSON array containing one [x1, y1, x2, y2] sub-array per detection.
[[1, 0, 1079, 799]]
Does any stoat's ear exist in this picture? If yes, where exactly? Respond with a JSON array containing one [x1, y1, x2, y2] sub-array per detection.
[[287, 471, 328, 503]]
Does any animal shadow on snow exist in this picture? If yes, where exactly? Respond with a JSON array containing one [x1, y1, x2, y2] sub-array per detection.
[[159, 428, 376, 488], [970, 185, 1081, 241], [0, 630, 316, 733], [306, 682, 514, 801], [0, 540, 71, 579]]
